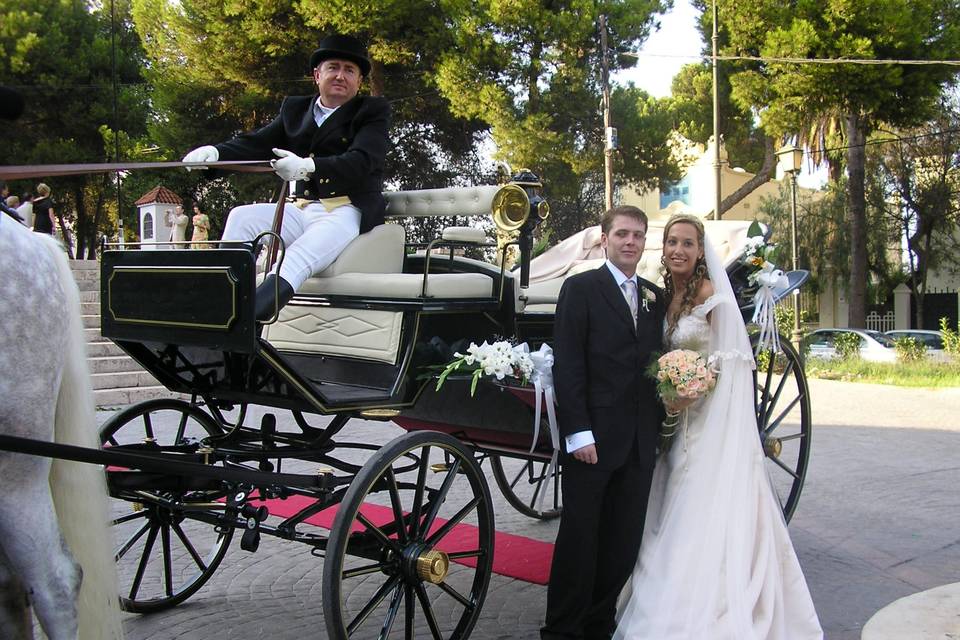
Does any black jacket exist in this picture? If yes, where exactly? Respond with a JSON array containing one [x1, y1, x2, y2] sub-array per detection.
[[552, 265, 666, 470], [215, 94, 390, 233]]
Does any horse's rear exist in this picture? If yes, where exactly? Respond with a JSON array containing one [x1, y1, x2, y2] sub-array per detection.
[[0, 217, 122, 640]]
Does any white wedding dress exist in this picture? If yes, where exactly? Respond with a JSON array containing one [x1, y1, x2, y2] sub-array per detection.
[[614, 241, 823, 640]]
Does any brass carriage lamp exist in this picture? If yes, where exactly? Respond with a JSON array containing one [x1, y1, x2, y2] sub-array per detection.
[[775, 143, 804, 349], [491, 169, 549, 290]]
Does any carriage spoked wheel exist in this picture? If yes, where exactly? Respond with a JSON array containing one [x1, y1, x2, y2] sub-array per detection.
[[323, 431, 494, 639], [489, 455, 562, 520], [99, 398, 233, 613], [750, 334, 812, 523]]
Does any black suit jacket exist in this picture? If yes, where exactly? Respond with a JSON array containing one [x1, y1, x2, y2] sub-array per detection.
[[215, 94, 390, 233], [552, 265, 666, 470]]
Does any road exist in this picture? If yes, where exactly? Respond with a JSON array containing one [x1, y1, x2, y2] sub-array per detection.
[[103, 378, 960, 640]]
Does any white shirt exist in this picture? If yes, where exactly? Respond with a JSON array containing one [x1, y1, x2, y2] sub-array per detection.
[[564, 260, 638, 454], [313, 98, 340, 127]]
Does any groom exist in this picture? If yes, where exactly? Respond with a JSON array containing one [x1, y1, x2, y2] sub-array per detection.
[[542, 205, 665, 640]]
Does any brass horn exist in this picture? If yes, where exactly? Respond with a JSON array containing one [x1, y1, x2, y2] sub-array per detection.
[[491, 183, 531, 232]]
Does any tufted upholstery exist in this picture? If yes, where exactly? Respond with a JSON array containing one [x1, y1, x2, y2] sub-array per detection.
[[383, 185, 500, 218]]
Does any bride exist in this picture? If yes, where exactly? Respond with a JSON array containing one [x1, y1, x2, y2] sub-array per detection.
[[613, 214, 823, 639]]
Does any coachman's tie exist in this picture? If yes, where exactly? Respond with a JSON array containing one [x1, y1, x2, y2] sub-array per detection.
[[622, 279, 639, 328]]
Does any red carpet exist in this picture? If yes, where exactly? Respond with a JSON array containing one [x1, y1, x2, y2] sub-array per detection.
[[261, 495, 553, 585]]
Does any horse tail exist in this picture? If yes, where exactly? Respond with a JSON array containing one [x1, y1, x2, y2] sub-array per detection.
[[41, 236, 124, 640]]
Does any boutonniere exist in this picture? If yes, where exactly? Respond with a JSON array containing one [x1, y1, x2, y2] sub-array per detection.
[[639, 285, 657, 313]]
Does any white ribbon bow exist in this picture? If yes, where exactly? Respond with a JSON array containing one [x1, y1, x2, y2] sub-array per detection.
[[751, 264, 789, 354], [524, 343, 560, 513]]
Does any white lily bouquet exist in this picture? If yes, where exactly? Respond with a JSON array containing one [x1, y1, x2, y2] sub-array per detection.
[[742, 222, 789, 354], [435, 340, 535, 396]]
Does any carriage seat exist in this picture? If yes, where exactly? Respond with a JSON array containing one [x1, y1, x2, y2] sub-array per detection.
[[290, 221, 492, 300], [263, 187, 498, 363]]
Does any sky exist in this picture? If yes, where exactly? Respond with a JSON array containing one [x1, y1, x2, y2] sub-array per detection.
[[614, 0, 705, 98]]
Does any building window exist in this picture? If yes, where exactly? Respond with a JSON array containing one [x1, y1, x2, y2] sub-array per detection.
[[143, 212, 153, 239], [660, 177, 693, 209]]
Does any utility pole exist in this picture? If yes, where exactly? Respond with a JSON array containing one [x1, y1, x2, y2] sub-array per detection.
[[600, 15, 615, 211], [711, 0, 722, 220]]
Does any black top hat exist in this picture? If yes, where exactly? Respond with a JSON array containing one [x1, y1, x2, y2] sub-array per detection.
[[309, 34, 371, 76]]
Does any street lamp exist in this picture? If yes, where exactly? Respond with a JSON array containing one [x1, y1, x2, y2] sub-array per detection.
[[776, 143, 804, 349]]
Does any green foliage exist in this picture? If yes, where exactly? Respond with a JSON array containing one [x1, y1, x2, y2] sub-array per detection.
[[834, 331, 863, 361], [805, 358, 960, 388], [940, 317, 960, 357], [718, 0, 960, 326], [869, 97, 960, 325], [893, 336, 926, 363], [1, 0, 150, 257], [433, 0, 678, 239]]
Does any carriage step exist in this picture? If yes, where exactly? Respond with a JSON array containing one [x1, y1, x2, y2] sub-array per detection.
[[94, 385, 184, 409], [91, 370, 160, 390], [89, 355, 148, 375]]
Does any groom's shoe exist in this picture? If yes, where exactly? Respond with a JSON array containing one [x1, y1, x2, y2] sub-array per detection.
[[255, 274, 295, 322]]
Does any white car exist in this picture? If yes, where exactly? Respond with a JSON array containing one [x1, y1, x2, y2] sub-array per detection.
[[802, 328, 898, 363], [885, 329, 950, 362]]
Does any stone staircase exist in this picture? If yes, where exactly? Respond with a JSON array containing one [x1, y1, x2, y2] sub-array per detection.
[[72, 260, 177, 408]]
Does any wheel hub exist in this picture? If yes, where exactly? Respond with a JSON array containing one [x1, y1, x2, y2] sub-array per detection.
[[416, 549, 450, 584], [764, 436, 782, 459]]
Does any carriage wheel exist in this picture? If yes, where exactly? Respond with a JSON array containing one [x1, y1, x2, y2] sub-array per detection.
[[100, 398, 233, 613], [489, 455, 562, 520], [751, 335, 812, 523], [323, 431, 494, 639]]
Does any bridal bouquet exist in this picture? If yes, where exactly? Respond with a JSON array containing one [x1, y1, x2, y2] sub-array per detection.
[[435, 340, 535, 396], [648, 349, 718, 453]]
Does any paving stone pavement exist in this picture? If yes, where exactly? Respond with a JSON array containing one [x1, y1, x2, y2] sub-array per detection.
[[97, 378, 960, 640]]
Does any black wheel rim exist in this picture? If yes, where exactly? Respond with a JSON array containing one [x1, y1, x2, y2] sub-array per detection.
[[101, 399, 233, 613], [751, 335, 812, 523], [323, 431, 494, 639], [489, 455, 561, 520]]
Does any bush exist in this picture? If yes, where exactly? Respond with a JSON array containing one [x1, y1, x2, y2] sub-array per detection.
[[834, 332, 862, 361], [893, 336, 926, 363], [940, 317, 960, 358]]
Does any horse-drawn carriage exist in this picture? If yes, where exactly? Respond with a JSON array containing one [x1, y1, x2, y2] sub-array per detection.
[[1, 169, 811, 639]]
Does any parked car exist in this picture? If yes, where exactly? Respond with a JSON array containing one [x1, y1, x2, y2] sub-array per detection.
[[885, 329, 950, 362], [802, 328, 898, 363]]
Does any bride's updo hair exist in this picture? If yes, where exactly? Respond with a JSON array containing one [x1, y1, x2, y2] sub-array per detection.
[[662, 213, 709, 341]]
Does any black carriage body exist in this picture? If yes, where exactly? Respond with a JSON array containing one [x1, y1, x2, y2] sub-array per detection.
[[99, 247, 553, 456], [101, 249, 258, 352]]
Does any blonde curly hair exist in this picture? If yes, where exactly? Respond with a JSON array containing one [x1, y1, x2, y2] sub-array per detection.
[[662, 213, 710, 342]]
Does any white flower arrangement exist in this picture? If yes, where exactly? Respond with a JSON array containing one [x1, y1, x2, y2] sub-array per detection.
[[435, 340, 535, 396]]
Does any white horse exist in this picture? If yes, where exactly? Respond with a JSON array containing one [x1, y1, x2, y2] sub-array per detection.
[[0, 215, 123, 639]]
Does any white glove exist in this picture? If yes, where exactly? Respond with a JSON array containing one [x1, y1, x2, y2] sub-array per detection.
[[271, 148, 315, 182], [182, 145, 219, 170]]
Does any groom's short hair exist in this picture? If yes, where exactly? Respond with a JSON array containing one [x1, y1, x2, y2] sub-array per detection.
[[601, 205, 648, 235]]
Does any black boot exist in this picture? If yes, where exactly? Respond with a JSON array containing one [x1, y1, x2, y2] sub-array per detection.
[[255, 274, 295, 321]]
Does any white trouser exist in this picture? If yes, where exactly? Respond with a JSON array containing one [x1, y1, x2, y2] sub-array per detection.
[[221, 202, 361, 290]]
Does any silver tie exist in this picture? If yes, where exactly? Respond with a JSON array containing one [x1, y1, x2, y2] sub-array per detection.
[[622, 279, 638, 327]]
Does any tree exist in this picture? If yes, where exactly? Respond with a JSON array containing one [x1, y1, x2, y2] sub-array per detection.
[[721, 0, 960, 327], [870, 98, 960, 327], [131, 0, 493, 237], [433, 0, 678, 238], [1, 0, 150, 258]]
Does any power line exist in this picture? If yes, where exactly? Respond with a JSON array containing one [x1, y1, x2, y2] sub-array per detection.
[[623, 51, 960, 67]]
